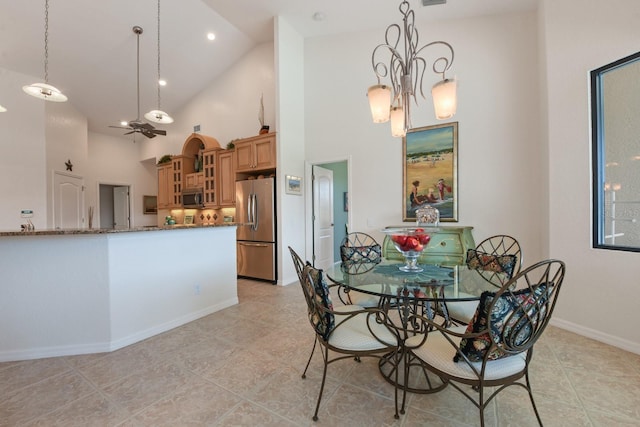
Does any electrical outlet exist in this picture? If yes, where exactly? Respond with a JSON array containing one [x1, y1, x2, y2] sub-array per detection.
[[21, 209, 34, 218]]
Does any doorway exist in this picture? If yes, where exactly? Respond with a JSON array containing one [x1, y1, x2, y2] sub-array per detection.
[[309, 159, 349, 267], [53, 171, 85, 229], [99, 184, 131, 229]]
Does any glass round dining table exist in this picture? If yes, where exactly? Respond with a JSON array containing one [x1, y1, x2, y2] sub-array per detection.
[[325, 259, 504, 395]]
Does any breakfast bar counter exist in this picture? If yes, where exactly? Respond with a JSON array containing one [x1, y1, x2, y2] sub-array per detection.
[[0, 224, 239, 362]]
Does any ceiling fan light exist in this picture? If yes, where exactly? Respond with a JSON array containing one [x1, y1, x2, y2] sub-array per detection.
[[145, 109, 174, 124], [22, 82, 68, 102]]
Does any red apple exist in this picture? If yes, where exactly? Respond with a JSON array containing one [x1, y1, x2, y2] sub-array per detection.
[[418, 234, 431, 245], [392, 235, 407, 246]]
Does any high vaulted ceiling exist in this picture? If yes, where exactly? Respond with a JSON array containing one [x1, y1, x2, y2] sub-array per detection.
[[0, 0, 537, 138]]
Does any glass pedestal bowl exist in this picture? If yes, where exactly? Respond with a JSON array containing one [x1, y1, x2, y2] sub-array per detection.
[[383, 227, 433, 272]]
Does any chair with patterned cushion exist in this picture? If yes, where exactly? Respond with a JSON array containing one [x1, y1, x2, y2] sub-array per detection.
[[288, 246, 401, 421], [339, 232, 382, 307], [447, 235, 523, 325], [404, 259, 565, 426]]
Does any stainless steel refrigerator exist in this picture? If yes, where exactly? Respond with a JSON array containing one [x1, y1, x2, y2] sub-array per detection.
[[236, 177, 277, 282]]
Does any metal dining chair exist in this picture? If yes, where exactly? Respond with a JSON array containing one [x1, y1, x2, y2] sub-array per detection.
[[404, 259, 566, 426], [447, 234, 523, 325], [288, 246, 401, 421]]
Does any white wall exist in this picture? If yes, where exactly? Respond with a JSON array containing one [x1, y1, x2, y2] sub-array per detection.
[[87, 132, 157, 227], [0, 67, 47, 230], [139, 42, 276, 161], [275, 17, 306, 286], [542, 0, 640, 353], [304, 12, 544, 260]]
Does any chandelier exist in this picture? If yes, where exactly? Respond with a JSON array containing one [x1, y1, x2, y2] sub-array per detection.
[[22, 0, 68, 102], [368, 0, 456, 137], [145, 0, 173, 124]]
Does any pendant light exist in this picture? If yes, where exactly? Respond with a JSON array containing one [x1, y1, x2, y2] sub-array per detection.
[[22, 0, 67, 102], [145, 0, 173, 124], [367, 0, 456, 137]]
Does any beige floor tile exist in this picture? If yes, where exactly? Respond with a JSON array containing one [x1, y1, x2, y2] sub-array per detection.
[[129, 377, 243, 426], [100, 362, 197, 415], [0, 357, 71, 395], [26, 391, 129, 427], [214, 401, 300, 426], [0, 371, 95, 426], [249, 365, 341, 425], [2, 280, 636, 426]]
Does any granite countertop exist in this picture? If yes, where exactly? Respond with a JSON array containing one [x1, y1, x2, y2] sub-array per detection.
[[0, 222, 244, 237]]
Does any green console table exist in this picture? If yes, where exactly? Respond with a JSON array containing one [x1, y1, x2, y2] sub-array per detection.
[[382, 226, 475, 266]]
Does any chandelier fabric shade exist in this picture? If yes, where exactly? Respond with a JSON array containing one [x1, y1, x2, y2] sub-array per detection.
[[368, 84, 392, 123], [368, 0, 456, 137], [431, 78, 457, 119], [23, 0, 67, 103], [390, 106, 406, 138]]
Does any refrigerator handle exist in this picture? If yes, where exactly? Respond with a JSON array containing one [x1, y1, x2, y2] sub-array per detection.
[[252, 193, 259, 231], [247, 194, 253, 225]]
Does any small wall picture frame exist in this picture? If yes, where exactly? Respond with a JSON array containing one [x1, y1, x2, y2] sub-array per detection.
[[285, 175, 302, 195], [184, 214, 195, 225], [143, 195, 157, 214]]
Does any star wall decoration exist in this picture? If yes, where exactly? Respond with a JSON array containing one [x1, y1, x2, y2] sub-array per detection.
[[65, 159, 73, 171]]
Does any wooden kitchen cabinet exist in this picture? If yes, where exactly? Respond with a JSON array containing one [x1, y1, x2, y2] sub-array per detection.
[[157, 162, 172, 209], [170, 156, 184, 207], [234, 133, 276, 172], [202, 148, 219, 207], [217, 149, 235, 206], [185, 172, 204, 189]]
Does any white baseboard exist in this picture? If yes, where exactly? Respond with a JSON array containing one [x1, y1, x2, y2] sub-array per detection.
[[551, 317, 640, 355], [0, 298, 239, 363]]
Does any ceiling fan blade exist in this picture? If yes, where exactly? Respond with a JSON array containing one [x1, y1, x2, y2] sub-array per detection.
[[151, 129, 167, 136], [142, 130, 157, 138], [124, 131, 135, 135], [138, 122, 156, 131], [109, 125, 133, 130]]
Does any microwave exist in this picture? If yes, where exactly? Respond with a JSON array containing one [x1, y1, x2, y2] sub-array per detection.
[[182, 188, 204, 208]]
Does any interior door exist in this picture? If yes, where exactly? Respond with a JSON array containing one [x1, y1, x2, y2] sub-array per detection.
[[113, 186, 130, 229], [313, 165, 334, 270], [53, 172, 84, 229]]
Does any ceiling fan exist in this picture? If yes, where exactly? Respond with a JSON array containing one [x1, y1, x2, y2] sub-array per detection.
[[109, 26, 166, 139]]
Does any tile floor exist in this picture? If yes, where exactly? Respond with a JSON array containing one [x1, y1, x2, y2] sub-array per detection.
[[1, 278, 639, 426]]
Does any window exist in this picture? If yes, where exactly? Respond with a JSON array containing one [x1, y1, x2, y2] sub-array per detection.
[[591, 51, 640, 252]]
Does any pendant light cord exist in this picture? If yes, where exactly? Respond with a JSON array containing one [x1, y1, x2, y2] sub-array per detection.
[[136, 27, 141, 120], [44, 0, 49, 83], [156, 0, 161, 111]]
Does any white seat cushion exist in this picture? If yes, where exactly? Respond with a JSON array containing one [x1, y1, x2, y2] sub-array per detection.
[[445, 300, 479, 324], [406, 327, 526, 381], [329, 309, 398, 351]]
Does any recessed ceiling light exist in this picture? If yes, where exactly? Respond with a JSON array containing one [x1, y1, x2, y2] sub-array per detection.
[[0, 104, 6, 112], [120, 121, 128, 126], [159, 79, 167, 86], [207, 32, 216, 41], [312, 11, 326, 22]]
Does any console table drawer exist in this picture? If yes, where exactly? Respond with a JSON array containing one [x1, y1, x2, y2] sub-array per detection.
[[382, 226, 475, 266]]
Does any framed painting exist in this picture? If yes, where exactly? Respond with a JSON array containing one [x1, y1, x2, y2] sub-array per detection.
[[403, 122, 458, 222], [285, 175, 302, 195], [143, 195, 157, 215]]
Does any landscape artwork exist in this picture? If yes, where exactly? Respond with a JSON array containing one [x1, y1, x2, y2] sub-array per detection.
[[403, 122, 458, 222]]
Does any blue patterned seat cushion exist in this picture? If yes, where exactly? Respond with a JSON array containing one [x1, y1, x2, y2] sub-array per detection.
[[456, 284, 548, 362], [302, 264, 335, 340], [466, 249, 517, 278], [340, 244, 382, 264]]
